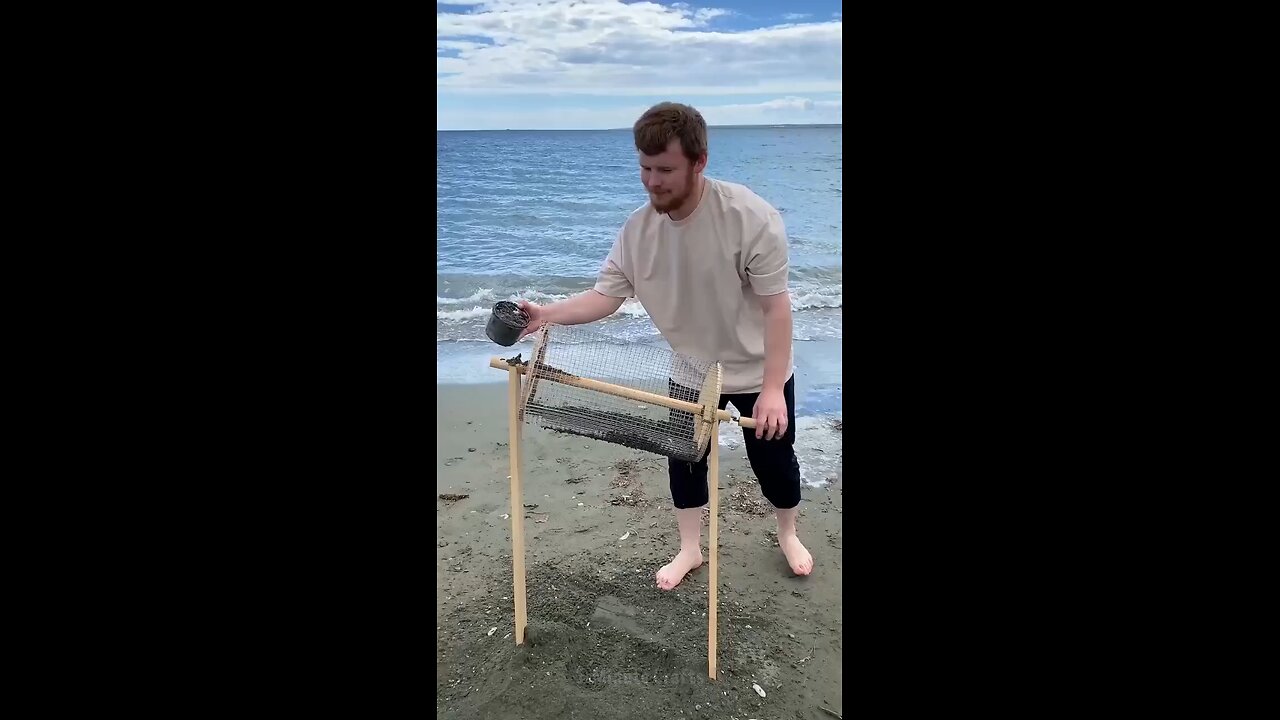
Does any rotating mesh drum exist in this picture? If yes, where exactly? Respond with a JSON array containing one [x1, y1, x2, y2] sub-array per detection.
[[519, 323, 722, 463]]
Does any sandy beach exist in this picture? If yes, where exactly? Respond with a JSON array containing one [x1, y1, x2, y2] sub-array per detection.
[[436, 380, 844, 720]]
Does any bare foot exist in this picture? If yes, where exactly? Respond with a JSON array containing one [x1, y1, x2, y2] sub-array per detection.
[[780, 534, 813, 575], [655, 548, 704, 590]]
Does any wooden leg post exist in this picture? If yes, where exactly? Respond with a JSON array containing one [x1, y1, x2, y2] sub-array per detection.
[[508, 366, 528, 645], [708, 417, 719, 680]]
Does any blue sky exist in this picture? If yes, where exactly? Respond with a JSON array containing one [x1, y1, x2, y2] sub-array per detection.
[[437, 0, 842, 130]]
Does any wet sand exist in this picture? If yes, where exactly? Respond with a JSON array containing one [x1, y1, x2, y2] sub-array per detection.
[[436, 381, 844, 720]]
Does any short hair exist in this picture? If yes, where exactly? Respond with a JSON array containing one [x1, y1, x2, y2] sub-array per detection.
[[633, 102, 708, 163]]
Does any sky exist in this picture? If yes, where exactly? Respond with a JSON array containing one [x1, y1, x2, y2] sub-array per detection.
[[437, 0, 842, 130]]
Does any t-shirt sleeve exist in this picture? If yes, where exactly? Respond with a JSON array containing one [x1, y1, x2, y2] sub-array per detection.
[[745, 210, 790, 296], [593, 228, 635, 298]]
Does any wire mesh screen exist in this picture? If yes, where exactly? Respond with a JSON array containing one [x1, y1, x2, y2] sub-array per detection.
[[520, 323, 721, 462]]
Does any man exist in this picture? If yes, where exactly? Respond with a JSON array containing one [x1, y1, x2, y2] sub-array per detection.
[[517, 102, 813, 590]]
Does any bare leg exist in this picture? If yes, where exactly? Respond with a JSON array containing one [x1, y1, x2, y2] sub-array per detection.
[[776, 507, 813, 575], [656, 507, 705, 590]]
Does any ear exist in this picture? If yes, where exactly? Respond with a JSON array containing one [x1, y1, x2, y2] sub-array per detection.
[[694, 153, 708, 174]]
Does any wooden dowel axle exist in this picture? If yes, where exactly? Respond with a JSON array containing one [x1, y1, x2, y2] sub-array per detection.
[[489, 357, 756, 429]]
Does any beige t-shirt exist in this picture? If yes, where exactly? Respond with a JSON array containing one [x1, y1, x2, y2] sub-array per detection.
[[594, 177, 793, 394]]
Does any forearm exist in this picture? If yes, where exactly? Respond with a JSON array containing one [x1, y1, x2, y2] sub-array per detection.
[[544, 290, 624, 325], [762, 296, 792, 393]]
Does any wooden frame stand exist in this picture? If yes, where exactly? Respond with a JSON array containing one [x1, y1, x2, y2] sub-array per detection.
[[490, 356, 754, 681], [507, 364, 529, 645]]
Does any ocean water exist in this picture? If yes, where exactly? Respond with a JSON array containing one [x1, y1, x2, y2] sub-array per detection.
[[437, 126, 842, 485]]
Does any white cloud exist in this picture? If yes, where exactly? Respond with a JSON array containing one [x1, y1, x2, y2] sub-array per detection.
[[436, 0, 841, 95], [783, 13, 812, 20], [438, 95, 842, 131], [437, 39, 488, 52], [709, 96, 842, 115]]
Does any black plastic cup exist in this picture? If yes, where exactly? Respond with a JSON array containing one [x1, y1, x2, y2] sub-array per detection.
[[486, 301, 530, 346]]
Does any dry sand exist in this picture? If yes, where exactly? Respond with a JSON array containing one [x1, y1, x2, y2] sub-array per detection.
[[436, 381, 844, 720]]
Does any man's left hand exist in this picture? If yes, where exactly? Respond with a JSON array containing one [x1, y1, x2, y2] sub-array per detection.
[[754, 387, 788, 441]]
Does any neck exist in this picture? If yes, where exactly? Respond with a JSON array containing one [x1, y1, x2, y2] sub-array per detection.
[[667, 175, 705, 222]]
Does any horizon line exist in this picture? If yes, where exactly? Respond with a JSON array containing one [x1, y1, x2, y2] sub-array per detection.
[[438, 123, 842, 132]]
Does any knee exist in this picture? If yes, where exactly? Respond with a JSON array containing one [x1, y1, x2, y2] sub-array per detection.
[[671, 479, 709, 509], [763, 483, 800, 510], [669, 460, 708, 509], [749, 454, 801, 509]]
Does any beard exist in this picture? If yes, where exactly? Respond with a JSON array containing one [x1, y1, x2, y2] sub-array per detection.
[[650, 169, 697, 214]]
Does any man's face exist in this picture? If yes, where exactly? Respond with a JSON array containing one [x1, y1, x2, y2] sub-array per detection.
[[639, 138, 705, 214]]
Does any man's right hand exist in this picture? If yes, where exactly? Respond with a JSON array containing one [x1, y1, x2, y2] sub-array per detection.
[[517, 300, 546, 339], [515, 290, 624, 339]]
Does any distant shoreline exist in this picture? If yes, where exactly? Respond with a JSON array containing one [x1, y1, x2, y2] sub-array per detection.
[[438, 123, 841, 132]]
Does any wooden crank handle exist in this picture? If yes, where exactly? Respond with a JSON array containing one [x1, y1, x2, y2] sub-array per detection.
[[735, 416, 756, 429]]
